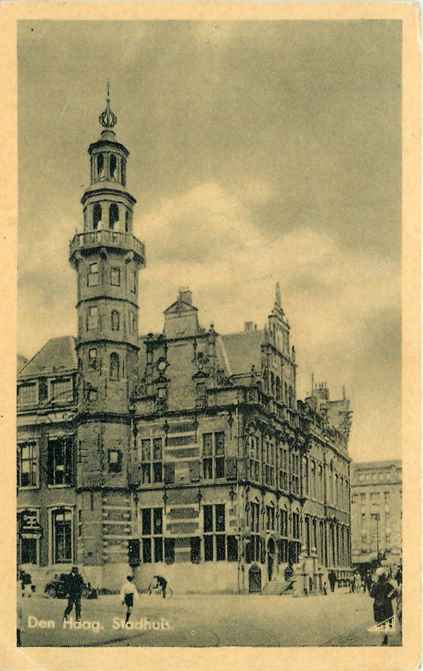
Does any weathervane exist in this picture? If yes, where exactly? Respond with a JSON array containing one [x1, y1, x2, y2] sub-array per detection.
[[99, 80, 117, 129]]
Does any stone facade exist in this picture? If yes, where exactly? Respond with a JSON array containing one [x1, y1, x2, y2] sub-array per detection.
[[350, 460, 402, 570], [17, 97, 354, 594]]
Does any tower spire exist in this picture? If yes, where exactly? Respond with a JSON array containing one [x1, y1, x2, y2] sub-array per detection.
[[275, 281, 282, 309], [99, 81, 117, 129]]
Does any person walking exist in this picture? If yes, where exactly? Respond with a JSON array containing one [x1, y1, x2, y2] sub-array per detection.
[[369, 567, 397, 645], [328, 570, 337, 593], [63, 566, 85, 623], [120, 575, 139, 625]]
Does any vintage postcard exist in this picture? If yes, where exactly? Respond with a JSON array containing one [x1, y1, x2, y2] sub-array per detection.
[[0, 2, 420, 671]]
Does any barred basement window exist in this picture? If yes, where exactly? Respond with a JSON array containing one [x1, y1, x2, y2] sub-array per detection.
[[17, 441, 38, 488], [202, 432, 225, 480], [141, 508, 164, 563], [203, 504, 226, 561], [139, 438, 163, 484], [47, 436, 74, 486]]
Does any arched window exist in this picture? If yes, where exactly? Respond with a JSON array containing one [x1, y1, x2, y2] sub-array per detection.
[[93, 203, 102, 230], [97, 154, 105, 179], [110, 154, 118, 180], [110, 203, 119, 230], [121, 160, 126, 186], [125, 210, 130, 233], [110, 353, 120, 380], [111, 310, 120, 331]]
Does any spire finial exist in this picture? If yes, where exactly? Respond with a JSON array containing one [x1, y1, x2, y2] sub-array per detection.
[[275, 282, 282, 308], [99, 81, 117, 129]]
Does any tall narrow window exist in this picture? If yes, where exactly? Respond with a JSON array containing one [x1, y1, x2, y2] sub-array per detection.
[[96, 154, 105, 179], [111, 310, 120, 331], [141, 508, 163, 563], [139, 437, 163, 484], [47, 436, 74, 486], [93, 203, 102, 230], [203, 504, 226, 561], [110, 267, 121, 286], [121, 160, 126, 186], [110, 203, 119, 230], [88, 262, 99, 287], [87, 306, 98, 330], [17, 442, 38, 488], [110, 353, 120, 381], [125, 210, 130, 233], [110, 154, 118, 180], [52, 508, 73, 563], [88, 348, 98, 369], [202, 432, 225, 480]]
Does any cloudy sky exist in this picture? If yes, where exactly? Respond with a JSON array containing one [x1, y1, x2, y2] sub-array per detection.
[[18, 20, 401, 462]]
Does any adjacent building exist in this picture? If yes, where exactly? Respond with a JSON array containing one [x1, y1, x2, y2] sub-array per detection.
[[17, 94, 354, 594], [350, 460, 402, 571]]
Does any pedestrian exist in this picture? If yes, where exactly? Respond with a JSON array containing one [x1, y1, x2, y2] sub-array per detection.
[[328, 570, 337, 593], [155, 575, 168, 599], [21, 571, 32, 598], [63, 566, 85, 623], [369, 567, 397, 645], [120, 575, 139, 625]]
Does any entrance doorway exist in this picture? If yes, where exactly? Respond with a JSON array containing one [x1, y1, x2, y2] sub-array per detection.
[[248, 564, 262, 593]]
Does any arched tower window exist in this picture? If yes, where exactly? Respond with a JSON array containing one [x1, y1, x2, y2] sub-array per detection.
[[97, 154, 105, 179], [110, 154, 118, 180], [93, 203, 102, 230], [125, 210, 130, 233], [121, 160, 126, 186], [111, 310, 120, 331], [110, 203, 119, 230], [110, 353, 120, 380]]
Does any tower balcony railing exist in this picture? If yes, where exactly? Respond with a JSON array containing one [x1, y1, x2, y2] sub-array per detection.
[[69, 229, 145, 262]]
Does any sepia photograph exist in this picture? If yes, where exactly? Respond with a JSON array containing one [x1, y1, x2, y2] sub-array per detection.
[[11, 11, 418, 657]]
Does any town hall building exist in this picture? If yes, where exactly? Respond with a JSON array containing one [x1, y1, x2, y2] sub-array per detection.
[[17, 93, 353, 594]]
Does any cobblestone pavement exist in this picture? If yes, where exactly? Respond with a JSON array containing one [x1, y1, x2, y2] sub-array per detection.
[[18, 589, 402, 648]]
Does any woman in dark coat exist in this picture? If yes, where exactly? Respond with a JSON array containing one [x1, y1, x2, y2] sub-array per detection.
[[370, 568, 397, 645]]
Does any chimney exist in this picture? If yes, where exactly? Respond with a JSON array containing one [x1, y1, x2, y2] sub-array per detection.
[[244, 321, 254, 333], [178, 287, 192, 305]]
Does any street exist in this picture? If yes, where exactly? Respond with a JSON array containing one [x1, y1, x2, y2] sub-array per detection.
[[19, 589, 402, 647]]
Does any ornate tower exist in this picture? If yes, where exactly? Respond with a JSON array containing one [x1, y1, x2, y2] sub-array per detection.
[[69, 89, 145, 583], [69, 86, 145, 413]]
